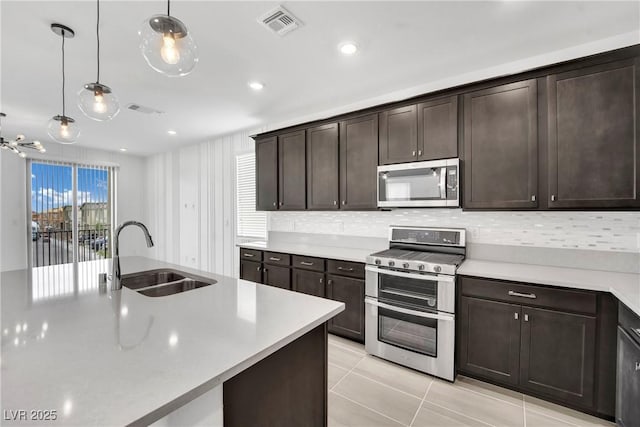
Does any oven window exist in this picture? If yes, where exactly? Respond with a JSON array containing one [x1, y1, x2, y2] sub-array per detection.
[[379, 168, 442, 201], [378, 306, 437, 357], [379, 273, 438, 309]]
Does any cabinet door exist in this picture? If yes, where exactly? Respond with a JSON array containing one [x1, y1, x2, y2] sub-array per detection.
[[326, 274, 365, 342], [463, 80, 538, 209], [263, 265, 291, 290], [255, 136, 278, 211], [307, 123, 340, 210], [292, 269, 325, 298], [379, 105, 418, 165], [418, 96, 458, 160], [547, 58, 640, 208], [339, 114, 379, 210], [278, 130, 306, 210], [240, 260, 263, 284], [616, 327, 640, 427], [458, 297, 521, 386], [520, 307, 596, 408]]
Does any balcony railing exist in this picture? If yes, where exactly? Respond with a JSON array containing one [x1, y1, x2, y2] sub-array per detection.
[[32, 228, 111, 267]]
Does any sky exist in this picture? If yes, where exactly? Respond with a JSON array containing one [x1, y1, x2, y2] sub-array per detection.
[[31, 163, 108, 213]]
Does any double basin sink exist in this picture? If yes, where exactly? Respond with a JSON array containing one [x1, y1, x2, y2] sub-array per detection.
[[121, 269, 216, 297]]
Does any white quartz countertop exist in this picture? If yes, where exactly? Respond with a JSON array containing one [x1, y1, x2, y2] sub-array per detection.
[[238, 241, 385, 263], [458, 259, 640, 317], [0, 257, 344, 426]]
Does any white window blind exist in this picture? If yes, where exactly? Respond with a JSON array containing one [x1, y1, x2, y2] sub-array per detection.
[[236, 153, 267, 239]]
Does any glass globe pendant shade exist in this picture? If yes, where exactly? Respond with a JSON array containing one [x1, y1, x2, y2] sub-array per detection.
[[78, 82, 120, 121], [47, 115, 80, 144], [139, 15, 198, 77]]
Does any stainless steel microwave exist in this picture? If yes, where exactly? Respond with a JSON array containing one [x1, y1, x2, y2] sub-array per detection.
[[377, 159, 459, 208]]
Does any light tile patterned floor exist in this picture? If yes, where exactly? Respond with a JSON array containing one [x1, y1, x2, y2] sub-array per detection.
[[327, 334, 614, 427]]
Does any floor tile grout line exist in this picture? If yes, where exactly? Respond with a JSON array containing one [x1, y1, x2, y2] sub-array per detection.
[[348, 370, 428, 400], [524, 406, 590, 427], [328, 340, 366, 356], [420, 400, 497, 427], [409, 379, 433, 427], [330, 354, 365, 392], [330, 389, 408, 426], [452, 380, 525, 409], [523, 394, 527, 427]]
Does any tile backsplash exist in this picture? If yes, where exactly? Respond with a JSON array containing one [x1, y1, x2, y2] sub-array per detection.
[[268, 210, 640, 253]]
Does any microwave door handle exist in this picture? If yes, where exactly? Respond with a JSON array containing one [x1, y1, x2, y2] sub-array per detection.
[[365, 265, 454, 282], [439, 167, 447, 199], [365, 297, 454, 321]]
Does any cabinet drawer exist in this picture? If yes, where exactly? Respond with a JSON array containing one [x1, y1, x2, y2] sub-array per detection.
[[240, 248, 262, 261], [264, 252, 290, 266], [292, 255, 324, 272], [327, 260, 365, 279], [619, 302, 640, 345], [460, 276, 596, 315]]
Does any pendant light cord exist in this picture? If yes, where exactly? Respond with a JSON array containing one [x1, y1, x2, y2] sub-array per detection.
[[96, 0, 100, 83], [167, 0, 170, 16], [61, 32, 66, 117]]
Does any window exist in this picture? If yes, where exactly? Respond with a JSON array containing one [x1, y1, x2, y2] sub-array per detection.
[[236, 153, 267, 239], [30, 160, 115, 267]]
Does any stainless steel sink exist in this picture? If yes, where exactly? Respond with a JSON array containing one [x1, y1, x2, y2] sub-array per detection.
[[121, 269, 216, 296]]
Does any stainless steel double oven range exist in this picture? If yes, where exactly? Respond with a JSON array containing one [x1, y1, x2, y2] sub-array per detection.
[[365, 226, 466, 382]]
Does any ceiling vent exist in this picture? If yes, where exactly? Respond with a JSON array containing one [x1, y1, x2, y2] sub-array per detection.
[[126, 103, 164, 115], [258, 6, 302, 36]]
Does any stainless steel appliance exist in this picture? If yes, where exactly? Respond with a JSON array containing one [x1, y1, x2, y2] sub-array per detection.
[[377, 159, 459, 208], [365, 226, 466, 381]]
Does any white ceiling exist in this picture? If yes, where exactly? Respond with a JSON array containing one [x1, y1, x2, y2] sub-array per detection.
[[1, 1, 638, 156]]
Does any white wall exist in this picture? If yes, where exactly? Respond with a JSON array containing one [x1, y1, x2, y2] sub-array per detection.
[[144, 130, 256, 277], [0, 144, 146, 272]]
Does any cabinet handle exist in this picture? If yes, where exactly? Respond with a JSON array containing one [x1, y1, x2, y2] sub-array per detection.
[[272, 202, 276, 206], [256, 266, 261, 271], [269, 257, 281, 261], [342, 200, 346, 205], [333, 200, 337, 206], [508, 290, 537, 299], [300, 261, 314, 266], [551, 195, 556, 202], [418, 150, 422, 156], [524, 314, 529, 322], [412, 150, 416, 156], [531, 195, 536, 202], [279, 201, 283, 207], [327, 279, 333, 285], [514, 312, 519, 320], [337, 266, 354, 272], [319, 278, 323, 284], [243, 253, 254, 258]]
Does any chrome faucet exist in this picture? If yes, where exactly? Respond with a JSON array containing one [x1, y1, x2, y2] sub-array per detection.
[[111, 221, 154, 290]]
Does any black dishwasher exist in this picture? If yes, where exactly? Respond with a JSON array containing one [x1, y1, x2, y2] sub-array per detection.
[[617, 302, 640, 427]]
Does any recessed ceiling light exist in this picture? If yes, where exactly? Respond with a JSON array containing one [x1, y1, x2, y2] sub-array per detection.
[[119, 148, 127, 152], [167, 130, 177, 135], [248, 81, 264, 91], [339, 42, 358, 56]]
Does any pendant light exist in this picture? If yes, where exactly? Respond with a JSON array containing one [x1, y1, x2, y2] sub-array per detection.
[[0, 113, 46, 158], [78, 0, 119, 121], [138, 0, 198, 77], [47, 24, 80, 144]]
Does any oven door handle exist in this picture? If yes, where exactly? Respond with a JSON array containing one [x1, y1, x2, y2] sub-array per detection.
[[365, 265, 454, 282], [365, 297, 454, 321]]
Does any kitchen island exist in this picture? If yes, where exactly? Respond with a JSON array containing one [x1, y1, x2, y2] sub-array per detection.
[[0, 257, 344, 426]]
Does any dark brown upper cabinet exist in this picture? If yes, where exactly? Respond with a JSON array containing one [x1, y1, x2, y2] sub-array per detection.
[[278, 130, 306, 210], [339, 114, 379, 210], [547, 58, 640, 209], [255, 136, 278, 211], [417, 95, 458, 161], [379, 105, 418, 165], [463, 80, 538, 209], [306, 123, 340, 210]]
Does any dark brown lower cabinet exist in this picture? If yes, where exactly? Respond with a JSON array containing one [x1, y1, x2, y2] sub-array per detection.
[[458, 276, 614, 419], [520, 307, 596, 407], [263, 264, 291, 290], [459, 297, 520, 386], [292, 268, 325, 297], [239, 260, 262, 284], [326, 274, 365, 342]]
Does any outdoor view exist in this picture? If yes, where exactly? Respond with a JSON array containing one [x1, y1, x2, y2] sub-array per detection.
[[31, 162, 112, 267]]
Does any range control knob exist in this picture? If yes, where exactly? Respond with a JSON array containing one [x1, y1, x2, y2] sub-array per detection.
[[418, 264, 425, 271], [374, 259, 381, 265], [433, 265, 442, 273], [388, 261, 395, 267], [403, 263, 410, 269]]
